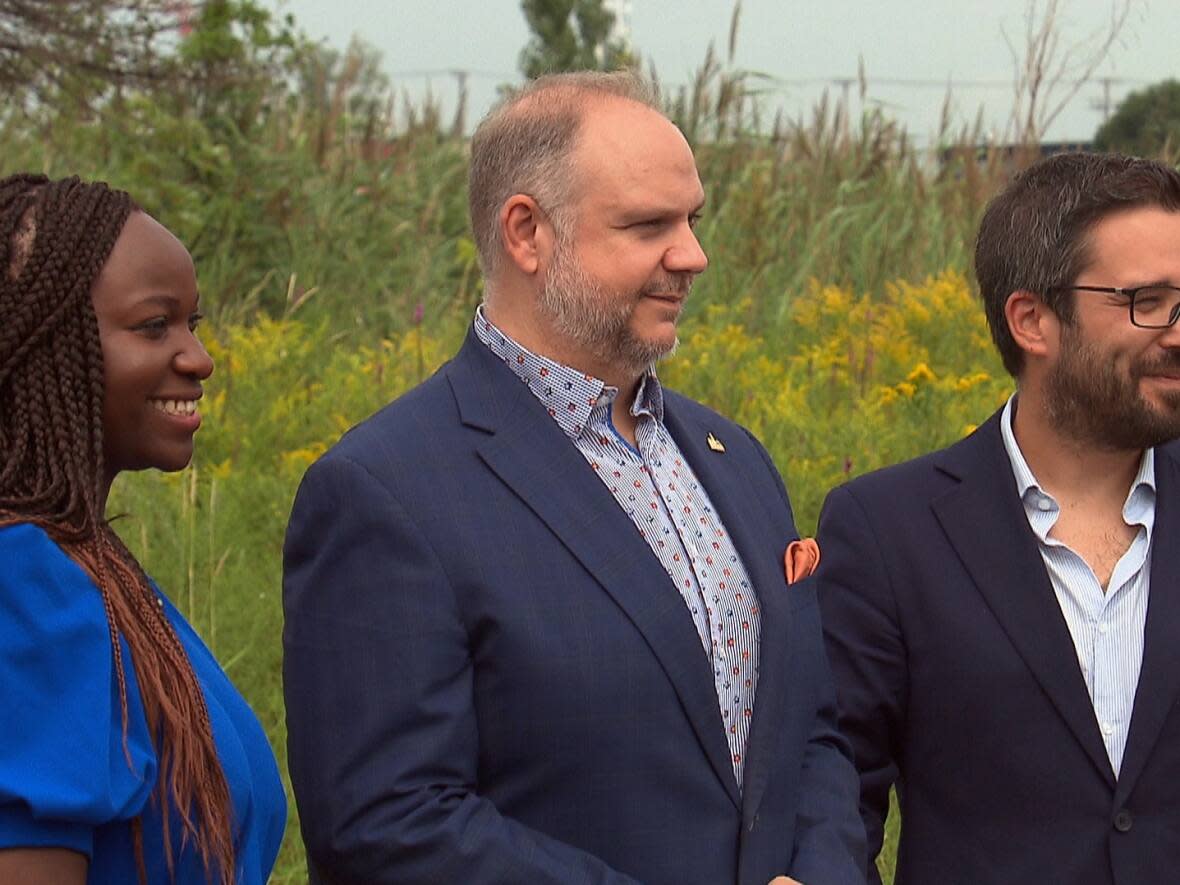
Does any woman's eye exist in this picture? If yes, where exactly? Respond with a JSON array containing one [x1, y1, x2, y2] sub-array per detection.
[[136, 317, 169, 336], [188, 312, 204, 332]]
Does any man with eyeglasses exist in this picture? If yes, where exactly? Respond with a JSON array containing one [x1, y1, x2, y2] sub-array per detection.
[[815, 151, 1180, 885]]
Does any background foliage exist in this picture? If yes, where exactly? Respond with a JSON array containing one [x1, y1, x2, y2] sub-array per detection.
[[1095, 78, 1180, 160], [519, 0, 634, 78], [0, 3, 1055, 881]]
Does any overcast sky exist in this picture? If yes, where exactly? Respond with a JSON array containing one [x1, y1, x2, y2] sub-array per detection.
[[272, 0, 1178, 145]]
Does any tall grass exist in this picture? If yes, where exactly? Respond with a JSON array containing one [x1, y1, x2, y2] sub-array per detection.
[[1, 31, 1013, 341], [1, 27, 1033, 883]]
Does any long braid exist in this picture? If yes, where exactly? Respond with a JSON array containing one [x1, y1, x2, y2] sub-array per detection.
[[0, 175, 236, 885]]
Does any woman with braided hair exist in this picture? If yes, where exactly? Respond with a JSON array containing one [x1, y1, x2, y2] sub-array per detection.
[[0, 174, 285, 884]]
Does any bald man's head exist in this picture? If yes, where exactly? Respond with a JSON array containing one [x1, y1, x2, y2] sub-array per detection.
[[467, 71, 661, 277]]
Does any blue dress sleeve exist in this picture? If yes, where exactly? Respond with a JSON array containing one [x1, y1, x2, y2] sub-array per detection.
[[0, 523, 157, 858]]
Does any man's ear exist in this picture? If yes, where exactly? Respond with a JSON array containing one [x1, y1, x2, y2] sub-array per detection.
[[499, 194, 554, 276], [1005, 289, 1058, 361]]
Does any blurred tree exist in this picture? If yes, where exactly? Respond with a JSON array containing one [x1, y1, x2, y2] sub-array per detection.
[[518, 0, 633, 79], [0, 0, 183, 110], [1003, 0, 1133, 149], [1094, 79, 1180, 158], [174, 0, 297, 128], [1, 0, 296, 123], [295, 36, 393, 163]]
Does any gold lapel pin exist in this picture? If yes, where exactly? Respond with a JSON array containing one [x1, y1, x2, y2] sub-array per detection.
[[706, 432, 726, 453]]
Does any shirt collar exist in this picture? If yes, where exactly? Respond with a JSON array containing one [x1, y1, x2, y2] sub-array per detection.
[[1000, 394, 1156, 532], [473, 305, 664, 438], [999, 395, 1042, 501], [632, 371, 664, 422]]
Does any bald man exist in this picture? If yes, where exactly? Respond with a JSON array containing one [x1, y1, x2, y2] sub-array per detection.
[[284, 71, 865, 885]]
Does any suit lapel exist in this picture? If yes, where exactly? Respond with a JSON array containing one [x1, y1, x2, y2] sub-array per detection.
[[447, 336, 741, 809], [737, 578, 794, 827], [1117, 445, 1180, 800], [662, 402, 795, 822], [931, 414, 1116, 787]]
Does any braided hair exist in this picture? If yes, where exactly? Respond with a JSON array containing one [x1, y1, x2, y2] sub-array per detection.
[[0, 174, 235, 885]]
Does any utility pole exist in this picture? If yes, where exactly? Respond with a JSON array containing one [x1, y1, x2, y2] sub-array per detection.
[[833, 77, 855, 134], [1089, 76, 1116, 124], [450, 70, 468, 138]]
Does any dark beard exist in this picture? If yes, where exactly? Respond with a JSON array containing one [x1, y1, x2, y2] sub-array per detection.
[[1044, 328, 1180, 451]]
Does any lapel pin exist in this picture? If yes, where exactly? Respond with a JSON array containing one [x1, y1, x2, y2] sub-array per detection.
[[706, 432, 726, 453]]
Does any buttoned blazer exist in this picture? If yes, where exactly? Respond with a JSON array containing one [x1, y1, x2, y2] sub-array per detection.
[[815, 411, 1180, 885], [282, 330, 866, 885]]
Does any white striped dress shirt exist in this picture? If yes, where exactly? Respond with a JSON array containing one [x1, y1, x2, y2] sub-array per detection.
[[1000, 396, 1154, 777]]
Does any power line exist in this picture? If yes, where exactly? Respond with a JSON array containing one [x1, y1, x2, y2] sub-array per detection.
[[388, 68, 512, 80], [386, 68, 1150, 92]]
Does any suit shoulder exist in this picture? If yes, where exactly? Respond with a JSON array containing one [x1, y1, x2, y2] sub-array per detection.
[[662, 388, 754, 438], [663, 388, 728, 420], [847, 446, 946, 487], [320, 362, 458, 467], [662, 387, 780, 465], [830, 439, 959, 513]]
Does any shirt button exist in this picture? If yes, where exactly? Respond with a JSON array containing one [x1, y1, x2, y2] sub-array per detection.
[[1098, 623, 1109, 635], [1114, 810, 1133, 832], [1037, 498, 1052, 512], [1102, 722, 1114, 736]]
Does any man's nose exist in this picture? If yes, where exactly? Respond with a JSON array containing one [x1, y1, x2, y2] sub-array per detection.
[[1157, 312, 1180, 348], [663, 225, 708, 275]]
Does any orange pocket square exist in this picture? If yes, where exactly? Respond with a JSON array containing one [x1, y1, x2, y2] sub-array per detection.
[[784, 538, 821, 584]]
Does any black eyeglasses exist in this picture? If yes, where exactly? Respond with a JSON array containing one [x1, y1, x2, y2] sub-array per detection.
[[1050, 285, 1180, 329]]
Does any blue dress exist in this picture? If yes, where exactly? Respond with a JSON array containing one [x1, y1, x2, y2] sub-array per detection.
[[0, 523, 286, 883]]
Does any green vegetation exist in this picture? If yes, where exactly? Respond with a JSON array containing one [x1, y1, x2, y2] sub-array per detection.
[[519, 0, 633, 77], [1095, 78, 1180, 160], [1, 4, 1031, 881]]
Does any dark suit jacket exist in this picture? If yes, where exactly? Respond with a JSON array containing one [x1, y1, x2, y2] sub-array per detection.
[[282, 331, 866, 885], [816, 410, 1180, 885]]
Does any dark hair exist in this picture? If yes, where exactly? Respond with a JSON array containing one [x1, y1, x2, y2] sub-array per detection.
[[974, 152, 1180, 376], [0, 174, 235, 885]]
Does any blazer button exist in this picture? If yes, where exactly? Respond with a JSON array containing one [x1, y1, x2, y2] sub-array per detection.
[[1113, 810, 1133, 833]]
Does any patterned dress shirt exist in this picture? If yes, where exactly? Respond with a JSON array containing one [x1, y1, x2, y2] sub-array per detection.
[[474, 307, 761, 787], [1000, 396, 1154, 776]]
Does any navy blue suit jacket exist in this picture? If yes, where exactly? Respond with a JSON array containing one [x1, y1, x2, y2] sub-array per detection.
[[283, 331, 865, 885], [816, 411, 1180, 885]]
